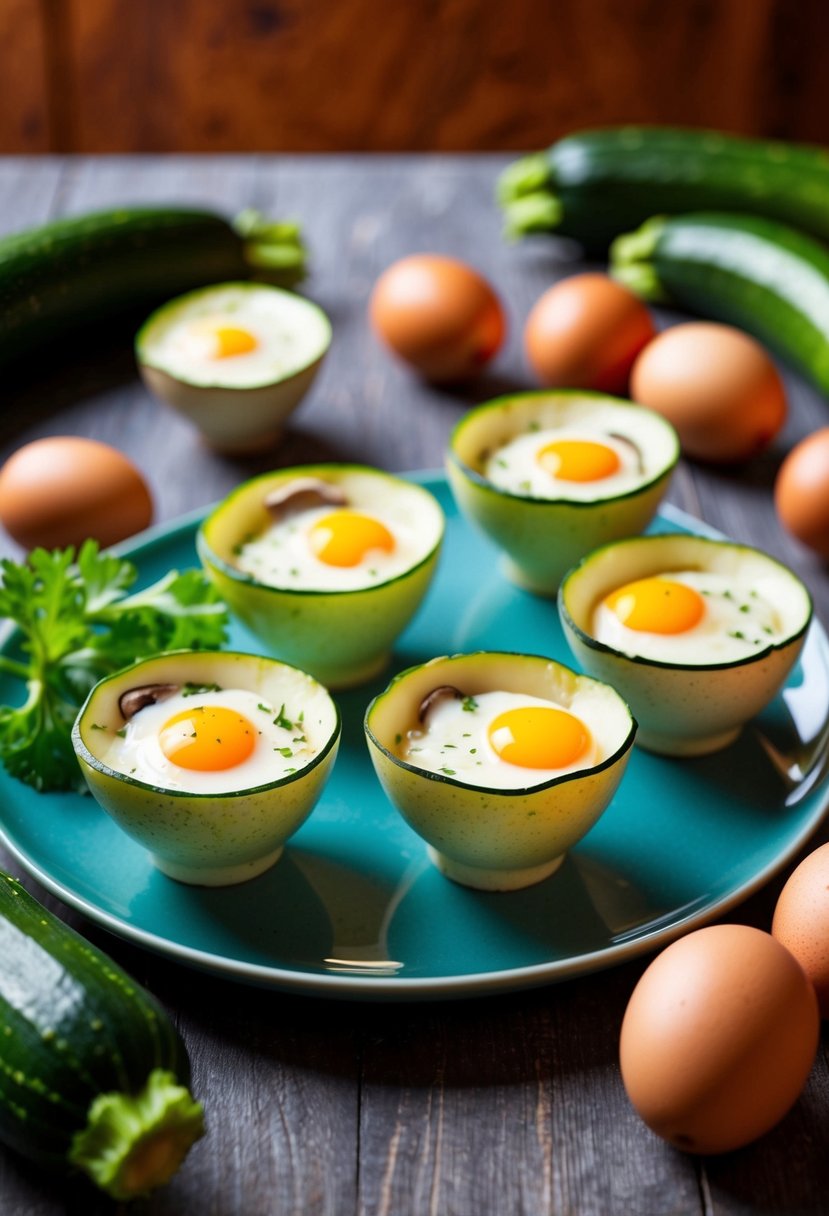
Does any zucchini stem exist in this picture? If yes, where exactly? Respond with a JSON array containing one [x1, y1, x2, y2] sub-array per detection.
[[496, 152, 551, 203], [68, 1068, 205, 1200], [500, 193, 563, 240], [233, 209, 307, 287], [497, 153, 562, 238], [609, 216, 670, 302]]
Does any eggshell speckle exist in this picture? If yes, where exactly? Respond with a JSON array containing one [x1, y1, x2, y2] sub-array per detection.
[[620, 924, 819, 1154], [0, 436, 153, 551], [630, 322, 787, 463], [773, 842, 829, 1016]]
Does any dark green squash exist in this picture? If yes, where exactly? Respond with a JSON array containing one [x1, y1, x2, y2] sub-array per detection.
[[498, 126, 829, 251], [0, 871, 204, 1199]]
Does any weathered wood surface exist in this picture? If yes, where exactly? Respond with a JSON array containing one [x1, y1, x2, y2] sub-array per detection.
[[3, 1, 829, 154], [0, 154, 828, 1215]]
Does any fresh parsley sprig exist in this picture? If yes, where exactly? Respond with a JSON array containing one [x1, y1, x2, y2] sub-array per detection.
[[0, 541, 228, 793]]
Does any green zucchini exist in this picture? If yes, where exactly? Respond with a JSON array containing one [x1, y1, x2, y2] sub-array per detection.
[[610, 211, 829, 394], [497, 126, 829, 250], [0, 205, 305, 369], [0, 871, 204, 1199]]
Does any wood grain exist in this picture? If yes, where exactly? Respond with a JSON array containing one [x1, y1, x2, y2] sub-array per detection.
[[0, 0, 50, 153], [1, 154, 829, 1215], [2, 1, 829, 154]]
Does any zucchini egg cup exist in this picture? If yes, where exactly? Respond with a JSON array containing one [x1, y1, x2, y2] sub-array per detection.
[[197, 464, 445, 689], [446, 390, 679, 596], [73, 651, 340, 886]]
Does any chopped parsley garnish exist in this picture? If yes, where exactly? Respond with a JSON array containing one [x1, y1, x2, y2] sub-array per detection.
[[462, 696, 479, 713], [440, 767, 456, 776], [274, 704, 294, 730], [182, 682, 222, 697]]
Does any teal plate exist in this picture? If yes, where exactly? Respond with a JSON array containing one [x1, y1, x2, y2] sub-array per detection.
[[1, 472, 828, 1001]]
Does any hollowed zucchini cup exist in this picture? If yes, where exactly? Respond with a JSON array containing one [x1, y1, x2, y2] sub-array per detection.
[[446, 390, 679, 596], [136, 282, 332, 454], [364, 651, 636, 892], [558, 534, 813, 757], [72, 651, 340, 887], [197, 464, 445, 690]]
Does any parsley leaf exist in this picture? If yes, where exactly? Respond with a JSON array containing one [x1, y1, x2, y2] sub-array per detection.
[[0, 541, 228, 793]]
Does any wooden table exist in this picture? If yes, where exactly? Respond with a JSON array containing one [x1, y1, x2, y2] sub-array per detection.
[[1, 154, 828, 1215]]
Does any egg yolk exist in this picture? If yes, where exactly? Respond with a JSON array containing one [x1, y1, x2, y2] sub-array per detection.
[[537, 439, 621, 483], [159, 706, 257, 771], [186, 318, 259, 359], [604, 577, 705, 634], [209, 325, 259, 359], [308, 510, 396, 567], [487, 706, 590, 770]]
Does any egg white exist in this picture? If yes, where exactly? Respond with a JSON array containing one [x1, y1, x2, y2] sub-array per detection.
[[100, 687, 322, 794], [234, 503, 425, 591], [398, 689, 611, 789], [592, 570, 785, 664], [484, 426, 645, 500], [146, 285, 329, 388]]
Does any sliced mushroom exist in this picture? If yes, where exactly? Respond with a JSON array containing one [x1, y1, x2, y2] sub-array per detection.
[[119, 684, 181, 721], [607, 432, 645, 475], [418, 685, 464, 723], [264, 478, 348, 520]]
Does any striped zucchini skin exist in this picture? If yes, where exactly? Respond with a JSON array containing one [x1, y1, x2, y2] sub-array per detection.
[[499, 127, 829, 250], [611, 212, 829, 394], [0, 872, 188, 1167], [0, 207, 248, 369]]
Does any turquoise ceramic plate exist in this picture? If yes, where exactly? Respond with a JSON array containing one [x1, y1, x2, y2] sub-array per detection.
[[1, 473, 828, 1001]]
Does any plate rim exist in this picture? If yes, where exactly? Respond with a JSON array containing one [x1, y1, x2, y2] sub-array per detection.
[[1, 474, 827, 1002]]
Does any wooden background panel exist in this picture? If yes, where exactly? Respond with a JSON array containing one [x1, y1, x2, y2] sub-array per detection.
[[1, 0, 828, 155], [0, 0, 50, 152]]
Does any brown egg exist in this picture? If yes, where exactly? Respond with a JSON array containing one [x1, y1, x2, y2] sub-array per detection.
[[773, 842, 829, 1015], [0, 436, 154, 551], [620, 924, 819, 1154], [523, 273, 656, 394], [774, 428, 829, 558], [369, 254, 505, 382], [630, 322, 787, 463]]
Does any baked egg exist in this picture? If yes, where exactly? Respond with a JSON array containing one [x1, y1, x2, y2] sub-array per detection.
[[100, 684, 325, 795], [399, 685, 618, 789], [485, 427, 646, 501], [592, 570, 786, 664], [233, 476, 430, 592]]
